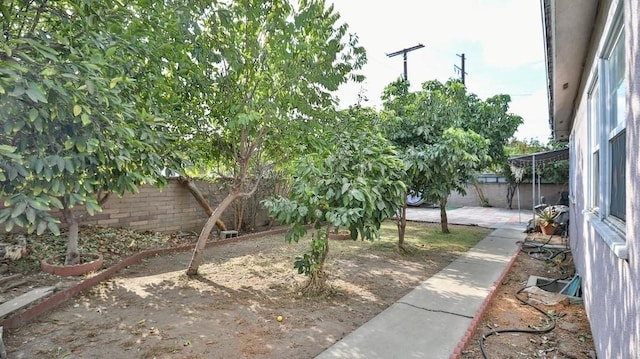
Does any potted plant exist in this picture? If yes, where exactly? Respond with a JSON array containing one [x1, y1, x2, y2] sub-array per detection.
[[536, 208, 558, 235]]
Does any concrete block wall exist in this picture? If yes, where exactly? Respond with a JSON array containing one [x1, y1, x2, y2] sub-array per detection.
[[447, 183, 568, 209]]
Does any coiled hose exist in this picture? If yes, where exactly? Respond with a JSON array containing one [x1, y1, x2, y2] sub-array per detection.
[[479, 235, 572, 358]]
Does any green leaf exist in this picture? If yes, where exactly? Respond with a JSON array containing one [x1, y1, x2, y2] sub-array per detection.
[[0, 144, 17, 155], [48, 196, 64, 209], [73, 104, 82, 116], [81, 113, 91, 126], [48, 221, 60, 236], [351, 189, 364, 202], [86, 200, 102, 216], [105, 46, 117, 57], [11, 202, 27, 218], [34, 159, 44, 174], [0, 209, 11, 224], [36, 221, 47, 235], [26, 82, 47, 103], [25, 207, 36, 224], [56, 156, 65, 171], [29, 108, 39, 121]]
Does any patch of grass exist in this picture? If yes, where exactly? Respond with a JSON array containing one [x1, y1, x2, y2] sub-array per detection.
[[328, 220, 491, 259], [376, 220, 492, 253]]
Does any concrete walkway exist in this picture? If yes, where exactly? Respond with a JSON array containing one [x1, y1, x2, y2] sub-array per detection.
[[316, 206, 528, 359]]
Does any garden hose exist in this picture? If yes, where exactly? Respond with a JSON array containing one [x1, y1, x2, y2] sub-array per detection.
[[480, 236, 573, 358], [479, 279, 560, 359]]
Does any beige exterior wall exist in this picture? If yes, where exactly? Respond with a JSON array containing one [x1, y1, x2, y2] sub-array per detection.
[[447, 183, 568, 209]]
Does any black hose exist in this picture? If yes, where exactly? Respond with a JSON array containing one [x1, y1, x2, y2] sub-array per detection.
[[479, 235, 573, 358], [479, 279, 560, 359]]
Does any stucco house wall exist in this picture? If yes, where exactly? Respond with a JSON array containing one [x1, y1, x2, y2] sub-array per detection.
[[550, 0, 640, 357]]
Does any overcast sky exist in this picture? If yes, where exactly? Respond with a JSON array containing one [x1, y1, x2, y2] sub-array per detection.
[[330, 0, 551, 143]]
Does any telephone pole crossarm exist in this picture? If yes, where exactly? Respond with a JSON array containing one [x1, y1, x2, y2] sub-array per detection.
[[454, 53, 467, 84], [386, 43, 425, 81]]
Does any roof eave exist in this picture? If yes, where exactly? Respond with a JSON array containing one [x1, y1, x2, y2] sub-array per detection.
[[542, 0, 599, 141]]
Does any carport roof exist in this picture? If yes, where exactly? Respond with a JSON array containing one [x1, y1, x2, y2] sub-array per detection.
[[508, 148, 569, 168]]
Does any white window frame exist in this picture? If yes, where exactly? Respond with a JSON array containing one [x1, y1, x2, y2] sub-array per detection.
[[599, 16, 626, 229], [569, 131, 575, 205], [586, 77, 599, 212]]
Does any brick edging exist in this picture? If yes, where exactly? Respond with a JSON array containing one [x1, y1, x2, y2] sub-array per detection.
[[449, 241, 524, 359], [1, 227, 290, 330]]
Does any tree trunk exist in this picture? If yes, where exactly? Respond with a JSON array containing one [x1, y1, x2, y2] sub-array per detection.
[[234, 199, 246, 231], [473, 183, 489, 207], [397, 200, 407, 251], [303, 232, 330, 296], [506, 183, 515, 209], [439, 197, 450, 234], [506, 182, 521, 210], [62, 207, 80, 265], [186, 192, 238, 276], [178, 176, 227, 231]]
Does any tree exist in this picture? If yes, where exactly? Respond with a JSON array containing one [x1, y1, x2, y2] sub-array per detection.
[[0, 1, 176, 264], [262, 126, 406, 295], [382, 79, 490, 235], [463, 94, 523, 206], [183, 0, 366, 275]]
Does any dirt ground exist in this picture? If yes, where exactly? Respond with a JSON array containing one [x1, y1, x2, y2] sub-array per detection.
[[4, 228, 596, 359], [461, 233, 596, 359]]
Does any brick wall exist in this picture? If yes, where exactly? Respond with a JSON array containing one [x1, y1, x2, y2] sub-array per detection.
[[2, 178, 272, 234], [85, 179, 272, 233]]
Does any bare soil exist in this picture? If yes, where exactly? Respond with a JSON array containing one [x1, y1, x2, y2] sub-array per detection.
[[3, 229, 596, 359], [461, 233, 596, 359]]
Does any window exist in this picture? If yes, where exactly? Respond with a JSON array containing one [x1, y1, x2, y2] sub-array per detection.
[[588, 7, 626, 233], [604, 27, 626, 224], [584, 1, 628, 259]]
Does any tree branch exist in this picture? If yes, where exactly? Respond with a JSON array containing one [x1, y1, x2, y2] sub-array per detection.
[[27, 0, 46, 38], [97, 190, 111, 206]]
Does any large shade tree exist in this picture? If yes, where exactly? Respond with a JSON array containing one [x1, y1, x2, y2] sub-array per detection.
[[382, 79, 491, 236], [0, 1, 176, 264], [463, 93, 523, 205], [181, 0, 366, 275]]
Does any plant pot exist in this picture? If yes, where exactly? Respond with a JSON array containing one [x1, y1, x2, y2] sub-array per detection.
[[41, 253, 104, 276], [540, 224, 556, 235]]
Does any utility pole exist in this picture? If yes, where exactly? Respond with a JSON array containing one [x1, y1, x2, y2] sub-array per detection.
[[454, 53, 467, 84], [386, 43, 425, 82]]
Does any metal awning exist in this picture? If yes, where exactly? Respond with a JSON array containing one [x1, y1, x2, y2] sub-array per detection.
[[508, 148, 569, 168], [507, 148, 569, 223]]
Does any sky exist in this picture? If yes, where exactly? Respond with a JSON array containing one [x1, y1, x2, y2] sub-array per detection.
[[329, 0, 551, 143]]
